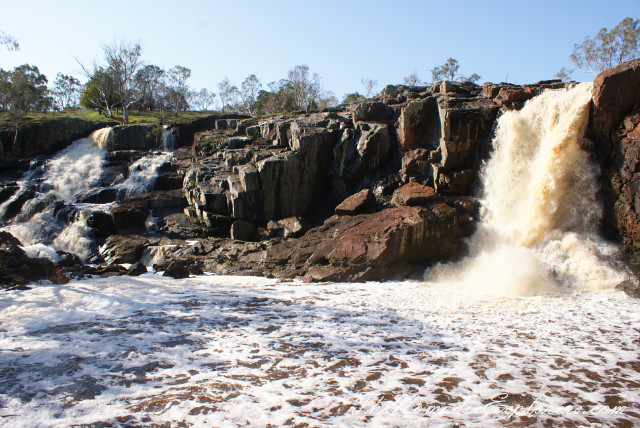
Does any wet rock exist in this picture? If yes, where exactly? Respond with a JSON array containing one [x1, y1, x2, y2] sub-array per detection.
[[335, 189, 376, 215], [99, 235, 148, 265], [162, 259, 203, 279], [126, 262, 148, 276], [110, 200, 149, 232], [101, 125, 154, 151], [0, 231, 69, 288]]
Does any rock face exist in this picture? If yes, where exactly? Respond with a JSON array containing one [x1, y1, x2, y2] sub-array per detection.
[[0, 118, 116, 161], [6, 65, 640, 287], [264, 199, 479, 281], [0, 232, 68, 288], [591, 60, 640, 261]]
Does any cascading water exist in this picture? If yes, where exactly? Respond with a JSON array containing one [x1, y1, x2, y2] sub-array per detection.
[[428, 82, 633, 296], [0, 126, 173, 263]]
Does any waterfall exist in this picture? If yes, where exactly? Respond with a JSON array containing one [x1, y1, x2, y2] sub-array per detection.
[[428, 83, 633, 296], [161, 125, 177, 152], [118, 152, 173, 196]]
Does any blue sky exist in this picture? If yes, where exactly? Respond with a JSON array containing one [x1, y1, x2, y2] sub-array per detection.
[[1, 0, 639, 100]]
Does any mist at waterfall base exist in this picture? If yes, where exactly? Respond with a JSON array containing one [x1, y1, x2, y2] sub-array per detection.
[[1, 85, 639, 427]]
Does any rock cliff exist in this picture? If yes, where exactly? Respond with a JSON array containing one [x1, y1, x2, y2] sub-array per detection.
[[2, 60, 640, 287]]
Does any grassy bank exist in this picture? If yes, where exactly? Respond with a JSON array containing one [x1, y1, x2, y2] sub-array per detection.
[[0, 109, 221, 128]]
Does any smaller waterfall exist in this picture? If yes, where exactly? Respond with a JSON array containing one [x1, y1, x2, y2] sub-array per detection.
[[0, 125, 179, 263], [1, 129, 110, 262], [118, 152, 173, 197], [161, 125, 177, 152]]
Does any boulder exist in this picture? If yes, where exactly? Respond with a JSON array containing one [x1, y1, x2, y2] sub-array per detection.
[[266, 217, 306, 238], [391, 183, 437, 206], [230, 220, 257, 241], [110, 200, 149, 231], [162, 259, 203, 279], [100, 125, 154, 151], [99, 235, 148, 265], [335, 189, 376, 215], [265, 199, 479, 281], [126, 262, 148, 276], [0, 232, 69, 288], [350, 102, 392, 123]]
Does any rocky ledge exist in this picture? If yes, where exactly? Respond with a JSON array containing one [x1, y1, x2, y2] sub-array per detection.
[[2, 60, 640, 287]]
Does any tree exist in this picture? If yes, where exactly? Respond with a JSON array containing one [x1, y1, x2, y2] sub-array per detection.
[[135, 64, 165, 112], [101, 40, 144, 124], [0, 30, 19, 51], [554, 67, 573, 81], [430, 58, 481, 83], [342, 92, 366, 104], [51, 73, 81, 110], [288, 64, 322, 112], [0, 64, 48, 123], [218, 77, 238, 112], [192, 88, 217, 111], [166, 65, 191, 116], [239, 74, 261, 116], [317, 90, 338, 110], [79, 68, 118, 117], [402, 73, 423, 87], [361, 78, 377, 98], [571, 17, 640, 74], [431, 57, 460, 82], [255, 79, 295, 116]]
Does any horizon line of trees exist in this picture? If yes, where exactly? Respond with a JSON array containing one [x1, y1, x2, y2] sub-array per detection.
[[2, 17, 639, 125]]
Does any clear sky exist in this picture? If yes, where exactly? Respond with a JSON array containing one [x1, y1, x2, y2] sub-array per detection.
[[1, 0, 639, 101]]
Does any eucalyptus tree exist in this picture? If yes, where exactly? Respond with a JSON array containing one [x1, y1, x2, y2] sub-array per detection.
[[102, 40, 144, 123], [51, 73, 81, 110], [135, 64, 165, 112], [166, 65, 191, 116], [402, 73, 423, 87], [218, 77, 238, 112], [571, 17, 640, 74], [239, 74, 261, 115], [361, 78, 377, 98], [192, 88, 217, 111], [0, 64, 48, 122], [288, 64, 322, 112], [0, 30, 19, 51], [79, 67, 118, 117]]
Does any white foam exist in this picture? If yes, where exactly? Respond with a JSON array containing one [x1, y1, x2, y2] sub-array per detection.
[[0, 275, 637, 427]]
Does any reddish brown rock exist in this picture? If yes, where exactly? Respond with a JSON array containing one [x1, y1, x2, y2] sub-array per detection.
[[589, 59, 640, 149], [391, 182, 437, 206], [397, 97, 440, 151], [335, 189, 376, 215], [264, 199, 479, 281]]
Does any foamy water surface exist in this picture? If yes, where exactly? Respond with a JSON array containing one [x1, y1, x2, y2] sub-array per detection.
[[0, 274, 638, 427]]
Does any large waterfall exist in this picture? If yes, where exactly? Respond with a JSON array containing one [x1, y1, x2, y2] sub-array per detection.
[[428, 83, 632, 296]]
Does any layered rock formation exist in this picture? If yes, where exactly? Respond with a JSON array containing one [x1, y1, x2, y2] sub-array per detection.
[[3, 60, 640, 287]]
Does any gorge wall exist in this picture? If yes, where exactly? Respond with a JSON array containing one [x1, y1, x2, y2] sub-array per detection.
[[1, 59, 640, 289]]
